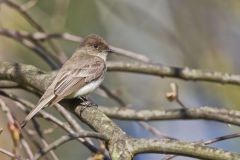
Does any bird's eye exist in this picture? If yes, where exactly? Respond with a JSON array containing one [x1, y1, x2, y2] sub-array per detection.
[[93, 44, 98, 49]]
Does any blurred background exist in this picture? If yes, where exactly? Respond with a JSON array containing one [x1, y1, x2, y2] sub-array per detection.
[[1, 0, 240, 159]]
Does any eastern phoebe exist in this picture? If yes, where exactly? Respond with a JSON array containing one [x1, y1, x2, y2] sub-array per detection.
[[21, 34, 112, 128]]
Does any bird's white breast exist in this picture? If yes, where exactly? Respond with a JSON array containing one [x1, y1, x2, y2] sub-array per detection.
[[69, 78, 104, 98]]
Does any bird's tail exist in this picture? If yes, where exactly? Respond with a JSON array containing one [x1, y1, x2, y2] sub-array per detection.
[[21, 94, 55, 128]]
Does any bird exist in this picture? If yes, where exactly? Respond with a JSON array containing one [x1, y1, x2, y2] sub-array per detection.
[[21, 34, 113, 128]]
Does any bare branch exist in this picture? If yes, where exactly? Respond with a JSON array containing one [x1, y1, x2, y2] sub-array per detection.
[[99, 85, 126, 106], [129, 138, 240, 160], [204, 132, 240, 145], [138, 121, 176, 139], [162, 132, 240, 160], [166, 82, 187, 108], [107, 61, 240, 86], [110, 46, 150, 62], [55, 103, 95, 146], [32, 132, 106, 160], [2, 0, 67, 61], [31, 119, 59, 160], [0, 29, 150, 62], [0, 148, 19, 159], [0, 29, 82, 42], [2, 0, 43, 31], [0, 28, 61, 69], [20, 0, 38, 11], [20, 138, 34, 159], [100, 106, 240, 126]]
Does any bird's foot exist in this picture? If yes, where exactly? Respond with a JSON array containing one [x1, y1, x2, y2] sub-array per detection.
[[78, 96, 88, 102], [79, 97, 98, 114], [80, 100, 98, 108]]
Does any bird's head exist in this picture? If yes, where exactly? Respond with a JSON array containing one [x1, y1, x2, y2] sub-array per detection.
[[80, 34, 113, 59]]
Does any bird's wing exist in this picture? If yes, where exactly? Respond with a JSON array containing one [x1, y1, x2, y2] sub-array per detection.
[[53, 56, 106, 99]]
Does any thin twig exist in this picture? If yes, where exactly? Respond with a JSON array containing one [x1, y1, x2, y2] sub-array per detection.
[[138, 121, 176, 139], [99, 85, 126, 106], [31, 119, 59, 160], [162, 132, 240, 160], [0, 99, 20, 158], [3, 0, 43, 31], [203, 132, 240, 145], [0, 100, 19, 143], [0, 29, 150, 62], [32, 132, 106, 160], [110, 46, 150, 62], [0, 99, 15, 123], [26, 126, 57, 135], [55, 103, 95, 145], [2, 0, 67, 62], [0, 148, 18, 159], [22, 125, 50, 159], [20, 138, 34, 159], [166, 82, 187, 109], [21, 0, 38, 10], [0, 28, 60, 69]]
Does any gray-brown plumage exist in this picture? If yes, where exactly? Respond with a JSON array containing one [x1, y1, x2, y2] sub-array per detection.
[[21, 34, 112, 128]]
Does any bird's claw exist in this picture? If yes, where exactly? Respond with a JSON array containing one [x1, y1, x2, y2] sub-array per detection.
[[80, 100, 98, 114]]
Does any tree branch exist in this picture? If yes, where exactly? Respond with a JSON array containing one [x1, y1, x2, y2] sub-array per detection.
[[129, 138, 240, 160], [0, 28, 61, 69], [2, 0, 67, 62], [0, 29, 150, 62], [0, 148, 19, 160], [2, 61, 240, 93], [107, 62, 240, 86], [100, 106, 240, 126], [32, 132, 106, 160]]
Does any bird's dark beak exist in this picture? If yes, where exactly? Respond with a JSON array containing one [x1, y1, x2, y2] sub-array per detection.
[[106, 48, 114, 53]]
